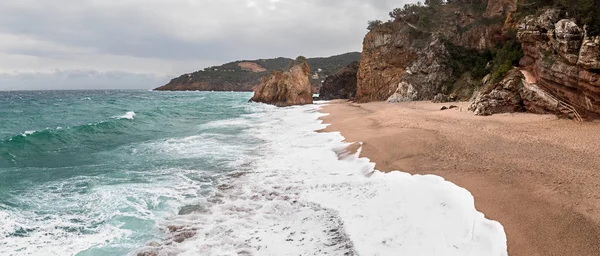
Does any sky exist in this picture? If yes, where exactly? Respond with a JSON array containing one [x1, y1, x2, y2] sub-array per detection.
[[0, 0, 410, 90]]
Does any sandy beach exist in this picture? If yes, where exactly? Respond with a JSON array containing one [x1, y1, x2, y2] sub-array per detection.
[[320, 100, 600, 256]]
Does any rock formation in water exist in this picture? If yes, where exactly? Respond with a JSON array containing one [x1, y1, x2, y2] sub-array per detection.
[[319, 61, 359, 100], [249, 57, 314, 107]]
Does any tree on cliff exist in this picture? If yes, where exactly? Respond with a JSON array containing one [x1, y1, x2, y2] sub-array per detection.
[[517, 0, 600, 36], [425, 0, 443, 7], [367, 20, 383, 30], [388, 2, 435, 30]]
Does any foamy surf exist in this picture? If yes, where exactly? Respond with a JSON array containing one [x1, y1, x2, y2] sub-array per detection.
[[21, 130, 36, 136], [114, 111, 136, 120], [140, 103, 507, 256], [1, 91, 507, 256]]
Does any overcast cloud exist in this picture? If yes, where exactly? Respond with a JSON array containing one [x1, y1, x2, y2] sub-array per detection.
[[0, 0, 411, 90]]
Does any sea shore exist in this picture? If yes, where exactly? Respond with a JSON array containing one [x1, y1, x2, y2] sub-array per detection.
[[319, 100, 600, 256]]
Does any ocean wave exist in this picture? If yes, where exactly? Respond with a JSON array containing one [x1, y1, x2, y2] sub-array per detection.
[[113, 111, 136, 120], [21, 130, 36, 137], [0, 116, 137, 168], [0, 168, 212, 255], [138, 103, 507, 256]]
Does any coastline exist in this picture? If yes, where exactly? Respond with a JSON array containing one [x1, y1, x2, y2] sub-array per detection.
[[319, 100, 600, 256]]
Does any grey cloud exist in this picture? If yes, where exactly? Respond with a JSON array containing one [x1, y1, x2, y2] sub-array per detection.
[[0, 0, 415, 89], [0, 70, 170, 90]]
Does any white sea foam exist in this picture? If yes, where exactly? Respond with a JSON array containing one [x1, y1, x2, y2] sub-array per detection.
[[0, 168, 211, 256], [151, 103, 507, 256], [114, 111, 136, 120], [1, 101, 507, 256], [21, 130, 36, 136]]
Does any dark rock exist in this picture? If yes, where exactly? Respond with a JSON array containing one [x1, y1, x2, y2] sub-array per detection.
[[173, 231, 196, 243], [319, 61, 359, 100], [178, 204, 209, 215], [433, 93, 450, 103], [137, 251, 158, 256], [167, 225, 184, 233]]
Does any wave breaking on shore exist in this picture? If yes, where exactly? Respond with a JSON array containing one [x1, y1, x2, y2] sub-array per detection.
[[140, 102, 507, 256]]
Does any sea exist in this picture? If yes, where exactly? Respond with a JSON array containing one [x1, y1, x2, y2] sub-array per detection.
[[0, 90, 508, 256]]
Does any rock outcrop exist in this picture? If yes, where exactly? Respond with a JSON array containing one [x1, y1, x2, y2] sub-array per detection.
[[518, 9, 600, 118], [319, 61, 359, 100], [469, 69, 526, 115], [356, 1, 509, 103], [469, 67, 578, 118], [357, 27, 454, 103], [249, 58, 313, 107], [386, 37, 453, 103]]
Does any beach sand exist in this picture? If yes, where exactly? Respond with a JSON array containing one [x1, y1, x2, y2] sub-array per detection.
[[319, 100, 600, 256]]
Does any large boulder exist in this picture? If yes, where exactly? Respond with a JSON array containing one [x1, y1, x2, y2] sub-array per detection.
[[469, 68, 568, 118], [319, 61, 359, 100], [250, 57, 314, 107], [469, 69, 526, 116]]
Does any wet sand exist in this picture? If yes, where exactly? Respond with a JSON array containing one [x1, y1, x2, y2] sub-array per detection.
[[319, 100, 600, 256]]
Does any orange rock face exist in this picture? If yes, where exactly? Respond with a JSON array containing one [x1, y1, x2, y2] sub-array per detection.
[[356, 1, 508, 103], [250, 59, 313, 107], [518, 9, 600, 118]]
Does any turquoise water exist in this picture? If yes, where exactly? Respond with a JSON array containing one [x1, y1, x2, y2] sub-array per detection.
[[0, 90, 508, 256], [0, 90, 257, 255]]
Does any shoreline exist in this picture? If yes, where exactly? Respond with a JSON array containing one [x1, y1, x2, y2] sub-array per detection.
[[318, 100, 600, 256]]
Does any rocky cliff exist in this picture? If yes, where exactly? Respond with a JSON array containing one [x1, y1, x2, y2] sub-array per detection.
[[249, 58, 313, 107], [358, 0, 600, 119], [518, 9, 600, 118], [357, 0, 508, 103], [319, 61, 359, 100]]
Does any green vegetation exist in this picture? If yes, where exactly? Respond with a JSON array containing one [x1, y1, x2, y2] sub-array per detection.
[[515, 0, 600, 36], [388, 2, 434, 30], [444, 37, 524, 86], [490, 41, 524, 82], [367, 20, 383, 31], [444, 40, 492, 81]]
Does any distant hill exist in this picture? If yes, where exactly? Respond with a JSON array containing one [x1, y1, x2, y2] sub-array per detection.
[[154, 52, 361, 92]]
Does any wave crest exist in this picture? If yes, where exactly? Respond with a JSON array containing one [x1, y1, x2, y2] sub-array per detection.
[[113, 111, 136, 120]]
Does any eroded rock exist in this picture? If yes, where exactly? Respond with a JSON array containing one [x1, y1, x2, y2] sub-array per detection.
[[469, 69, 526, 116], [250, 58, 314, 107], [518, 9, 600, 118]]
